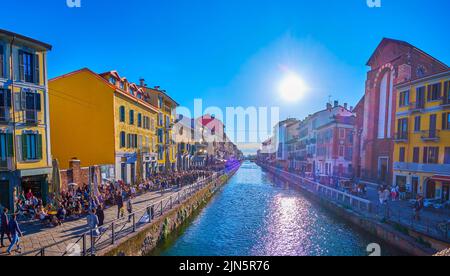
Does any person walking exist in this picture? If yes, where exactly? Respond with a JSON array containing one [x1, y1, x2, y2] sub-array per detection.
[[96, 204, 105, 227], [6, 214, 22, 255], [116, 191, 124, 219], [127, 198, 133, 223], [413, 195, 424, 221], [87, 209, 100, 237], [1, 208, 11, 248]]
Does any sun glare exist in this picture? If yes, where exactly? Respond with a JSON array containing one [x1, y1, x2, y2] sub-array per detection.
[[278, 73, 307, 102]]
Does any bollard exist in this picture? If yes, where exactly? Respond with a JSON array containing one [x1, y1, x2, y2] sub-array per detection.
[[90, 229, 95, 256], [82, 234, 87, 256]]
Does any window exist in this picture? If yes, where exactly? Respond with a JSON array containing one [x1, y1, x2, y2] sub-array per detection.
[[119, 106, 125, 122], [120, 131, 126, 148], [109, 77, 116, 85], [399, 147, 406, 162], [24, 91, 41, 123], [22, 133, 42, 161], [413, 147, 420, 163], [158, 145, 164, 160], [427, 83, 441, 101], [129, 110, 134, 125], [158, 95, 163, 108], [0, 89, 12, 122], [444, 81, 450, 102], [119, 82, 124, 90], [127, 134, 137, 148], [19, 51, 38, 83], [158, 129, 163, 143], [339, 145, 344, 157], [0, 45, 4, 78], [399, 90, 409, 107], [444, 147, 450, 164], [158, 113, 163, 126], [416, 87, 426, 106], [129, 88, 134, 95], [442, 113, 450, 130], [423, 147, 439, 164], [414, 116, 421, 132], [397, 118, 408, 137], [0, 133, 13, 162], [137, 113, 142, 128]]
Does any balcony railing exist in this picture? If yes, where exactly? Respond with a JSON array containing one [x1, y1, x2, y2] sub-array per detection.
[[0, 107, 10, 124], [421, 130, 440, 142], [441, 96, 450, 108], [25, 109, 39, 125], [409, 101, 425, 112], [394, 132, 408, 143], [0, 158, 13, 170]]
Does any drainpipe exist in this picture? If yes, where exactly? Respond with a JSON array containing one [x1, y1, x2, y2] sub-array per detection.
[[9, 36, 17, 171], [43, 51, 52, 167]]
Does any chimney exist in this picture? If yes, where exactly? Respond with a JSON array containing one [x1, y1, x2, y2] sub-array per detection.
[[344, 103, 348, 110], [334, 100, 339, 108], [139, 78, 145, 87], [350, 106, 354, 112], [326, 103, 332, 110]]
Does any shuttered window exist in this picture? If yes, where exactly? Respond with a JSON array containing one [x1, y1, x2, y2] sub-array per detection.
[[0, 133, 14, 164], [129, 110, 134, 125], [21, 133, 42, 161], [18, 50, 35, 83]]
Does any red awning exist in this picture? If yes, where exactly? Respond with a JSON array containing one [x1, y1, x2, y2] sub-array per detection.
[[430, 175, 450, 182]]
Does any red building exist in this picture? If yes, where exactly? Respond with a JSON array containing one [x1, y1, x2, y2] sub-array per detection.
[[359, 38, 448, 184]]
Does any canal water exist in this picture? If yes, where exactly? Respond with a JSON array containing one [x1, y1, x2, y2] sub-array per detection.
[[152, 161, 403, 256]]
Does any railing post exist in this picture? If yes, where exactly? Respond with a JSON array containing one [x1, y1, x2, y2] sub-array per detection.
[[82, 234, 86, 256], [147, 207, 152, 223], [40, 248, 45, 256], [111, 222, 115, 244], [132, 214, 136, 232], [160, 201, 163, 215], [170, 196, 173, 209], [90, 229, 95, 256]]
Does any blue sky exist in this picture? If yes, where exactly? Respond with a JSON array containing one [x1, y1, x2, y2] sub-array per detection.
[[1, 0, 450, 153]]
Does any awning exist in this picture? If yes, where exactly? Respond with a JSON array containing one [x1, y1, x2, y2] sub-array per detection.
[[430, 175, 450, 182]]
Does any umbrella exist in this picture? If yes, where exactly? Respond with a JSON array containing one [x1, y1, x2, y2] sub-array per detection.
[[51, 159, 61, 195], [68, 183, 78, 187]]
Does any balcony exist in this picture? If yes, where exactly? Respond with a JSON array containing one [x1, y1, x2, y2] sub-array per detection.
[[409, 101, 425, 113], [0, 107, 10, 125], [0, 158, 13, 171], [394, 132, 408, 143], [421, 130, 440, 142], [25, 109, 39, 125], [441, 97, 450, 108]]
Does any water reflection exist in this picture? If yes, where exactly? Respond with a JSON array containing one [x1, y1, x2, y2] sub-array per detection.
[[156, 162, 402, 256]]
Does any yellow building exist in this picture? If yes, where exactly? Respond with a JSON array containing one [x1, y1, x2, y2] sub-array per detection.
[[393, 70, 450, 201], [138, 80, 178, 172], [49, 69, 158, 185], [0, 29, 52, 210]]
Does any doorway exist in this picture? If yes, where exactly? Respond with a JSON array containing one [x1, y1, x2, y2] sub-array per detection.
[[426, 180, 436, 199], [412, 177, 419, 197]]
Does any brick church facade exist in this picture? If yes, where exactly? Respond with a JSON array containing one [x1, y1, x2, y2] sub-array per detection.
[[355, 38, 448, 184]]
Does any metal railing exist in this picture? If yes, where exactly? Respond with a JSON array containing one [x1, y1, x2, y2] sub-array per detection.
[[394, 132, 409, 142], [409, 101, 425, 112], [259, 163, 450, 243], [421, 130, 440, 141], [18, 164, 241, 256]]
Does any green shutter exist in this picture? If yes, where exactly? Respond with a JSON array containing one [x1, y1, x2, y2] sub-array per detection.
[[37, 134, 43, 159], [6, 133, 13, 157], [22, 134, 27, 161]]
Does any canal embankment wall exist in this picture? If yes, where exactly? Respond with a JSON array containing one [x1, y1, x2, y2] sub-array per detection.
[[99, 165, 241, 256], [259, 164, 448, 256]]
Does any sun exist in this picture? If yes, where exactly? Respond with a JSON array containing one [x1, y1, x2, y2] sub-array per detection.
[[278, 73, 307, 102]]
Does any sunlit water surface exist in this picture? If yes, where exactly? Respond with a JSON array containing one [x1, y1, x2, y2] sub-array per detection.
[[153, 162, 403, 256]]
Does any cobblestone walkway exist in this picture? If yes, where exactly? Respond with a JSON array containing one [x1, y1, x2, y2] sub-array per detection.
[[0, 184, 197, 256]]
